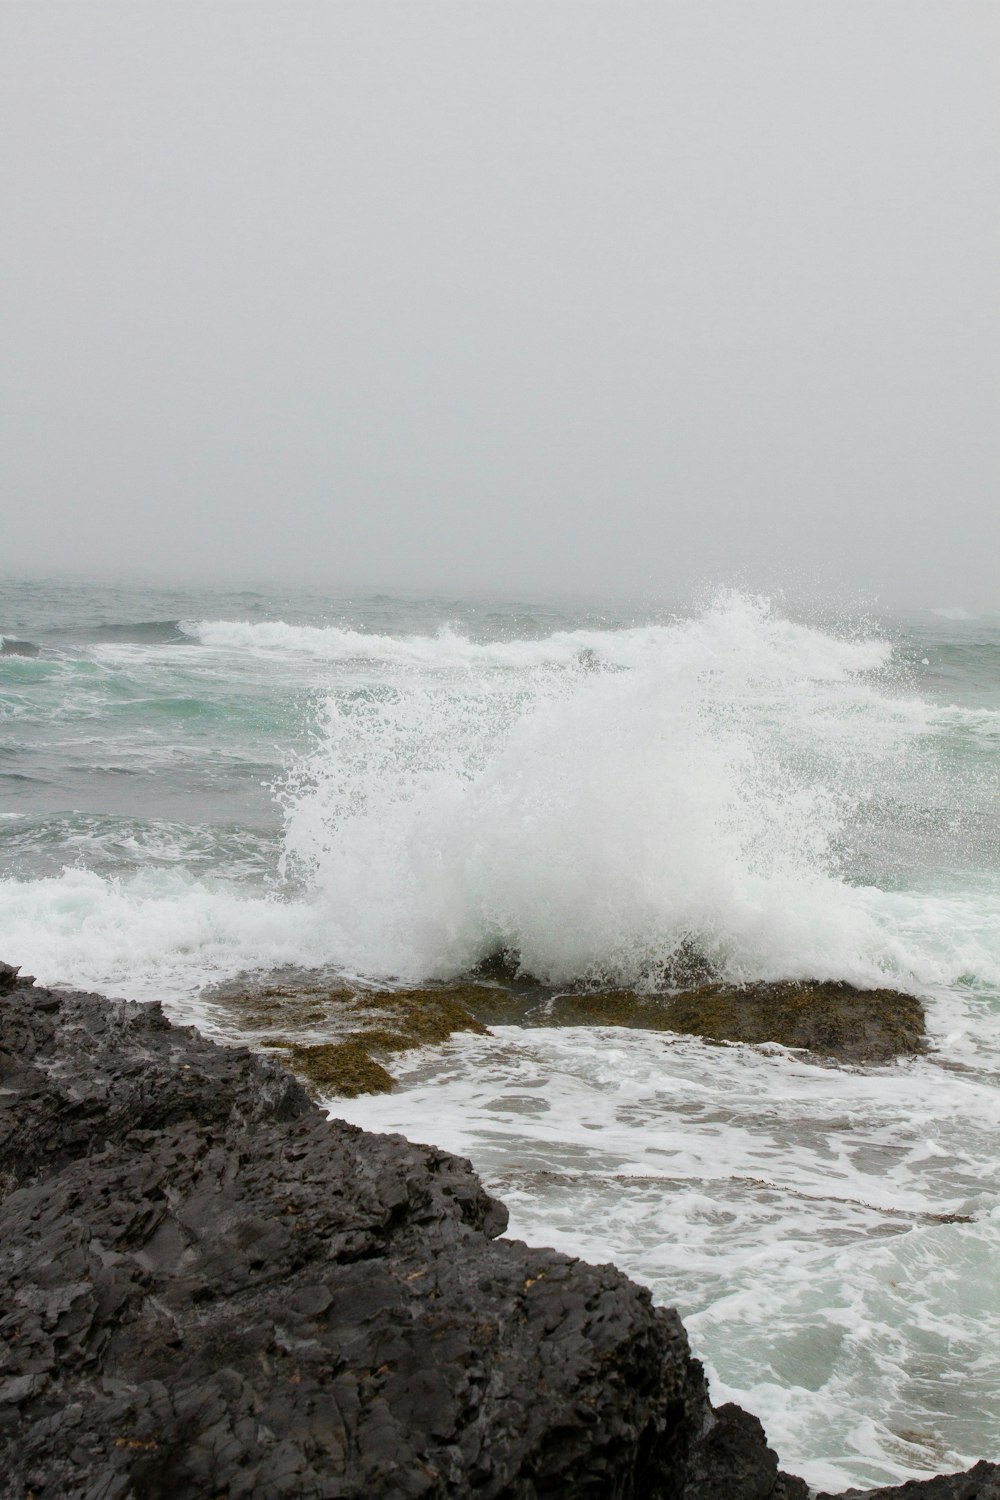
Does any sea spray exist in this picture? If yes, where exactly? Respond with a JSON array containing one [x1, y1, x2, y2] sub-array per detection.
[[279, 593, 929, 986], [3, 590, 1000, 1000]]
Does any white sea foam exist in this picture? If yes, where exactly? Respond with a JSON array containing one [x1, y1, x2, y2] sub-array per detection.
[[185, 601, 890, 676], [277, 593, 1000, 990], [6, 594, 1000, 1002], [336, 1021, 1000, 1492], [185, 616, 599, 666], [2, 865, 998, 1037], [0, 867, 334, 1024]]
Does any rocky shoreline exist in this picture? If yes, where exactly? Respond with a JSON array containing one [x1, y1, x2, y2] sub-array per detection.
[[1, 959, 996, 1499]]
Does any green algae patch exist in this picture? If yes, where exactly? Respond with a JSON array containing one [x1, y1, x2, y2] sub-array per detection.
[[210, 976, 495, 1097], [546, 991, 677, 1030], [281, 1040, 395, 1097], [362, 987, 491, 1046], [211, 969, 924, 1091], [218, 984, 359, 1033], [662, 980, 927, 1063], [459, 977, 927, 1065]]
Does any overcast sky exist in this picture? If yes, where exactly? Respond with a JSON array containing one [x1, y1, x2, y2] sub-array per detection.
[[1, 2, 997, 607]]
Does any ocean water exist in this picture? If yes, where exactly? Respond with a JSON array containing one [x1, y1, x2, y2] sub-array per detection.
[[2, 576, 999, 1492]]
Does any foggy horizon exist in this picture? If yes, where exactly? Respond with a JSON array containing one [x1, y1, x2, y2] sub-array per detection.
[[2, 2, 998, 611]]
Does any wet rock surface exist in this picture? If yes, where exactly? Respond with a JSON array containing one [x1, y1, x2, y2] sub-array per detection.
[[209, 976, 491, 1096], [1, 963, 803, 1500], [652, 979, 927, 1063], [817, 1462, 1000, 1499], [461, 976, 926, 1065], [207, 971, 927, 1103], [0, 962, 987, 1500]]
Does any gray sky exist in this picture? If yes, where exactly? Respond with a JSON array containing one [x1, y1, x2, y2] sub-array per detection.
[[1, 2, 997, 607]]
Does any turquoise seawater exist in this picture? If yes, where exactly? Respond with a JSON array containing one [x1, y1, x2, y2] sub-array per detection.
[[2, 575, 999, 1491]]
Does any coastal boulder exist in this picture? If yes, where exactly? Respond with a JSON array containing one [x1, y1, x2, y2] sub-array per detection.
[[0, 965, 808, 1500]]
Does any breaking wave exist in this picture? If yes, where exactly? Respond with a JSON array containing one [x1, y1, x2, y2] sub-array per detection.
[[278, 593, 999, 990], [4, 592, 999, 1004]]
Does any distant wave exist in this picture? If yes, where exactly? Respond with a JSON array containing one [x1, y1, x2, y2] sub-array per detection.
[[184, 609, 890, 679], [0, 637, 40, 657], [183, 616, 609, 667]]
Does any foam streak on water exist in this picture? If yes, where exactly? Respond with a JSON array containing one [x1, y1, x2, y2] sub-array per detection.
[[334, 1021, 1000, 1493], [2, 580, 999, 1488]]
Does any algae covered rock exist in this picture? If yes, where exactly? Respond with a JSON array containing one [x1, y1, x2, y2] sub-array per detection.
[[214, 976, 492, 1097], [464, 977, 926, 1065], [210, 968, 925, 1099], [281, 1039, 397, 1096], [662, 980, 926, 1063]]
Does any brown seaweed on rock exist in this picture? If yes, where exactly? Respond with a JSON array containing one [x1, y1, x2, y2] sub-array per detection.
[[213, 976, 492, 1097], [209, 965, 926, 1100], [661, 980, 927, 1063], [465, 978, 927, 1066]]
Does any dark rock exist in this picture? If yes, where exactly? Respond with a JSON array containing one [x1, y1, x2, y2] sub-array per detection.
[[1, 963, 806, 1499], [818, 1459, 1000, 1498], [680, 1403, 809, 1499], [471, 949, 524, 984]]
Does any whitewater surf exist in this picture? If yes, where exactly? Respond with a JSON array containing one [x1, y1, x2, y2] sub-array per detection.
[[2, 577, 998, 1490]]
